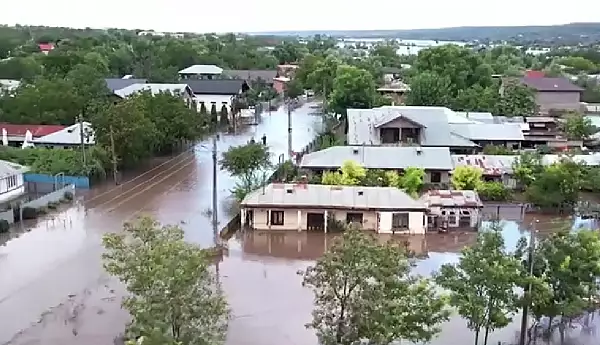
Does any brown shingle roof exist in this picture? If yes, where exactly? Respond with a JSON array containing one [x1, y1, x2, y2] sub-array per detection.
[[520, 77, 583, 92]]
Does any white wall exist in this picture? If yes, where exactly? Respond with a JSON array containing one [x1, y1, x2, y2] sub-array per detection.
[[378, 211, 426, 234], [23, 184, 75, 209], [0, 173, 25, 204], [194, 94, 234, 112]]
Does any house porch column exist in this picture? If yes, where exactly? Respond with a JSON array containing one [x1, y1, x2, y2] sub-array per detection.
[[297, 210, 302, 232], [324, 210, 328, 234], [267, 209, 272, 230]]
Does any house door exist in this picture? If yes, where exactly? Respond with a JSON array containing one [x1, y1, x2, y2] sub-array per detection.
[[244, 210, 254, 227], [306, 213, 325, 232]]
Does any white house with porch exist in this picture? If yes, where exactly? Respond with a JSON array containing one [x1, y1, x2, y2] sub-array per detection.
[[0, 159, 28, 204], [240, 183, 429, 234]]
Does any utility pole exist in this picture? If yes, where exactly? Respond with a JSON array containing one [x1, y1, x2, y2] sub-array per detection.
[[109, 125, 118, 185], [78, 114, 86, 167], [212, 135, 220, 247], [287, 101, 293, 160], [519, 219, 538, 345]]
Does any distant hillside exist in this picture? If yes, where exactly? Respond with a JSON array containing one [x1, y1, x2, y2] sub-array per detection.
[[252, 22, 600, 45]]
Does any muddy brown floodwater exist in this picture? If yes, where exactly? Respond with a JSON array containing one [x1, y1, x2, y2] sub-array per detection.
[[1, 102, 599, 345]]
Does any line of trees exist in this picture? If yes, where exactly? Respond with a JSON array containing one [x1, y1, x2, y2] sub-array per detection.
[[302, 224, 600, 345]]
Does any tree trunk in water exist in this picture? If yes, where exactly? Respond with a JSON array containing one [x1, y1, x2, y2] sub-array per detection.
[[474, 330, 480, 345], [483, 327, 490, 345]]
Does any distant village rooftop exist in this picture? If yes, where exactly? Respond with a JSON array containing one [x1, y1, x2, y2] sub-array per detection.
[[178, 65, 223, 75]]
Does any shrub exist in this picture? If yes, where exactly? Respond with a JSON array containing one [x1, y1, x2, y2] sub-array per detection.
[[22, 207, 38, 220], [63, 191, 74, 201], [0, 219, 9, 233], [477, 181, 511, 201], [47, 201, 59, 210]]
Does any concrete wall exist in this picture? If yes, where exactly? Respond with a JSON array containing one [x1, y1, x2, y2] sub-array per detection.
[[378, 211, 426, 234], [23, 184, 75, 209], [536, 91, 581, 114], [194, 95, 234, 112], [24, 173, 90, 189]]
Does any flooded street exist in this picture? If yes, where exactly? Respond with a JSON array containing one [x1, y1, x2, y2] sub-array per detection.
[[1, 102, 599, 345], [0, 103, 322, 345]]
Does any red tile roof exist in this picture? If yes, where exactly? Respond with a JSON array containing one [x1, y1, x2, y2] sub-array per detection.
[[38, 43, 55, 52], [0, 123, 66, 137], [525, 70, 545, 78]]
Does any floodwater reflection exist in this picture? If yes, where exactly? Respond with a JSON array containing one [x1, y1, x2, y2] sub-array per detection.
[[227, 216, 600, 345]]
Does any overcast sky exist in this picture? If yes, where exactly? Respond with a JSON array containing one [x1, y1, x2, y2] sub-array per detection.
[[1, 0, 598, 33]]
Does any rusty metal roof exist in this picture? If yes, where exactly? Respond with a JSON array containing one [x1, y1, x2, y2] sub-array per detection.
[[419, 190, 483, 208], [451, 155, 517, 176]]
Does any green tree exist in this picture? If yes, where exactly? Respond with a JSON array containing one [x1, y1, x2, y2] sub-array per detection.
[[220, 142, 271, 199], [134, 91, 202, 153], [210, 102, 218, 126], [386, 167, 425, 197], [405, 72, 451, 107], [451, 165, 483, 190], [526, 159, 583, 209], [301, 227, 449, 345], [305, 55, 340, 99], [496, 80, 537, 116], [102, 217, 229, 345], [321, 160, 366, 186], [516, 230, 600, 342], [91, 96, 158, 167], [328, 65, 377, 116], [512, 152, 543, 188], [436, 224, 521, 345], [562, 111, 596, 140], [219, 104, 229, 127], [284, 78, 304, 100]]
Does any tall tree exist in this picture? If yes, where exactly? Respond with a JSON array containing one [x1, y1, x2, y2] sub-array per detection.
[[301, 227, 449, 345], [436, 224, 521, 345], [328, 65, 377, 116], [103, 217, 229, 345], [220, 142, 271, 200]]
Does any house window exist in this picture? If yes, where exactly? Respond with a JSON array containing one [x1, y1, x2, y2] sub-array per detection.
[[346, 212, 363, 225], [270, 210, 285, 226], [400, 128, 420, 144], [430, 172, 442, 183], [380, 128, 400, 144], [391, 213, 409, 229], [448, 210, 458, 226], [6, 175, 17, 189]]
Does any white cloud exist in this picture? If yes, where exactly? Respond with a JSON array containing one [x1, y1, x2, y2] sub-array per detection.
[[1, 0, 598, 33]]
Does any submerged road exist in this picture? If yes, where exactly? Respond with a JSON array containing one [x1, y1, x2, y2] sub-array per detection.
[[2, 101, 598, 345], [0, 103, 323, 345]]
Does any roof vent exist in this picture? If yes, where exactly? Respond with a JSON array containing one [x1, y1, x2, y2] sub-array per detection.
[[357, 191, 364, 196], [352, 148, 359, 154], [554, 84, 558, 88], [286, 188, 293, 194]]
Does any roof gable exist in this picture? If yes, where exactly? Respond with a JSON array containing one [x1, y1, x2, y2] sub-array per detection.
[[105, 78, 148, 92], [33, 122, 95, 145]]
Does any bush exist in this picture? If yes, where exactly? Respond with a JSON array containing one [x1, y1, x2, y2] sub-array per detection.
[[22, 207, 37, 220], [63, 191, 74, 201], [47, 201, 59, 209], [0, 219, 9, 233], [477, 181, 511, 201]]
